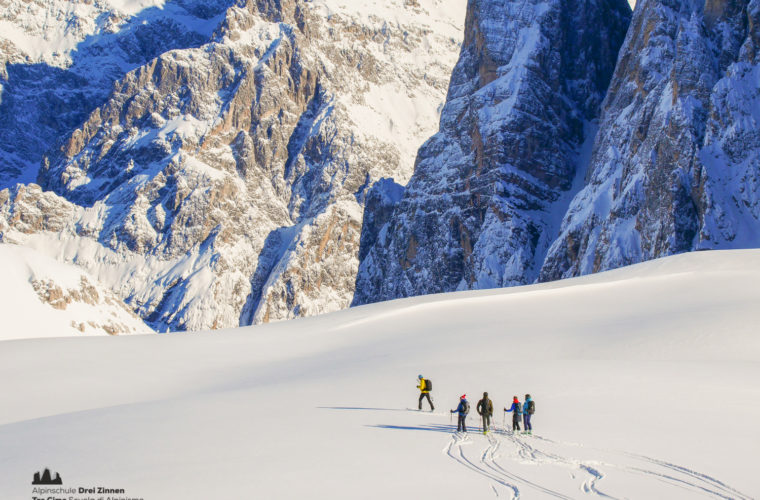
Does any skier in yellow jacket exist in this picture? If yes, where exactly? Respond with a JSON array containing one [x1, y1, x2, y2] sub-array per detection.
[[417, 375, 434, 411]]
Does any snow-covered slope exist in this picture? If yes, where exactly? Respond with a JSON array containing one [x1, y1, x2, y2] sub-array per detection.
[[1, 250, 757, 498], [0, 243, 153, 339]]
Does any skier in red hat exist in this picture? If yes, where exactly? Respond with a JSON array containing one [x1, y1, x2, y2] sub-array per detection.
[[504, 396, 522, 432], [451, 394, 469, 433]]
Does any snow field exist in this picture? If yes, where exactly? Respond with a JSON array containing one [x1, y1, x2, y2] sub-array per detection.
[[1, 250, 758, 498]]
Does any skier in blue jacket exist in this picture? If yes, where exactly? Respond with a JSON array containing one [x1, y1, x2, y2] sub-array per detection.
[[451, 394, 469, 432], [523, 394, 534, 433], [504, 396, 521, 432]]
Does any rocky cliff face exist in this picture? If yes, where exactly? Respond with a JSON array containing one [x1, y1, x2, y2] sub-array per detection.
[[0, 0, 465, 330], [6, 0, 757, 333], [353, 0, 631, 305], [540, 0, 760, 281], [0, 0, 232, 187]]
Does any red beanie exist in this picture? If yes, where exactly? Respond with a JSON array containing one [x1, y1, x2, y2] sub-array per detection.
[[461, 394, 466, 399]]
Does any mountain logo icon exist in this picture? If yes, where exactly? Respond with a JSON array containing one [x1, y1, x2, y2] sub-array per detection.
[[32, 468, 62, 485]]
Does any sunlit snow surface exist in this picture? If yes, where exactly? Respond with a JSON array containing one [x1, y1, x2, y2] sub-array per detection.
[[1, 250, 758, 498], [0, 244, 153, 339]]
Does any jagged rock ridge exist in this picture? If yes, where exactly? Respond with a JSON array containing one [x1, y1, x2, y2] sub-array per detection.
[[6, 0, 758, 331], [0, 0, 233, 187], [353, 0, 631, 305], [0, 0, 466, 331], [540, 0, 760, 281]]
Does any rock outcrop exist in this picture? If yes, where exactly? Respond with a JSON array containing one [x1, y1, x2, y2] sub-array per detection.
[[0, 240, 152, 339], [0, 0, 232, 187], [8, 0, 758, 331], [540, 0, 760, 281], [1, 0, 466, 330], [353, 0, 631, 305]]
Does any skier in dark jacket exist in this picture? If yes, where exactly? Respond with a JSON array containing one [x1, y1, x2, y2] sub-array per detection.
[[451, 394, 469, 432], [523, 394, 534, 433], [416, 374, 434, 410], [504, 396, 521, 432], [476, 392, 493, 433]]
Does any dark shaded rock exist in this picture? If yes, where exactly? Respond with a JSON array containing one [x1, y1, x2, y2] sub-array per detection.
[[354, 0, 631, 305], [540, 0, 760, 281]]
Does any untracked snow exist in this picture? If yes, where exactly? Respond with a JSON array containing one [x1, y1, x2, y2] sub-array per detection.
[[0, 250, 758, 498], [0, 243, 153, 339]]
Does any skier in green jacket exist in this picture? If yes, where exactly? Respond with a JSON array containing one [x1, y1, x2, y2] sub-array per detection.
[[476, 392, 493, 433]]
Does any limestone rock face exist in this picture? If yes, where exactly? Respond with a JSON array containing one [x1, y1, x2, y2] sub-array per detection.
[[1, 0, 465, 330], [10, 0, 758, 331], [353, 0, 631, 305], [540, 0, 760, 281], [0, 0, 230, 186]]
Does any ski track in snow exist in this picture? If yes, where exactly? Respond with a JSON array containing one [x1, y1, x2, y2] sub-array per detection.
[[445, 432, 520, 498], [439, 423, 752, 499]]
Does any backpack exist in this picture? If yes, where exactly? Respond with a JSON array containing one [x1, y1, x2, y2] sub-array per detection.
[[424, 379, 432, 391], [528, 400, 535, 415], [463, 401, 470, 414], [515, 402, 522, 415]]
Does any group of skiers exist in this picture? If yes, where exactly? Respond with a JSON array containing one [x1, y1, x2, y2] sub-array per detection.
[[417, 375, 535, 434]]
